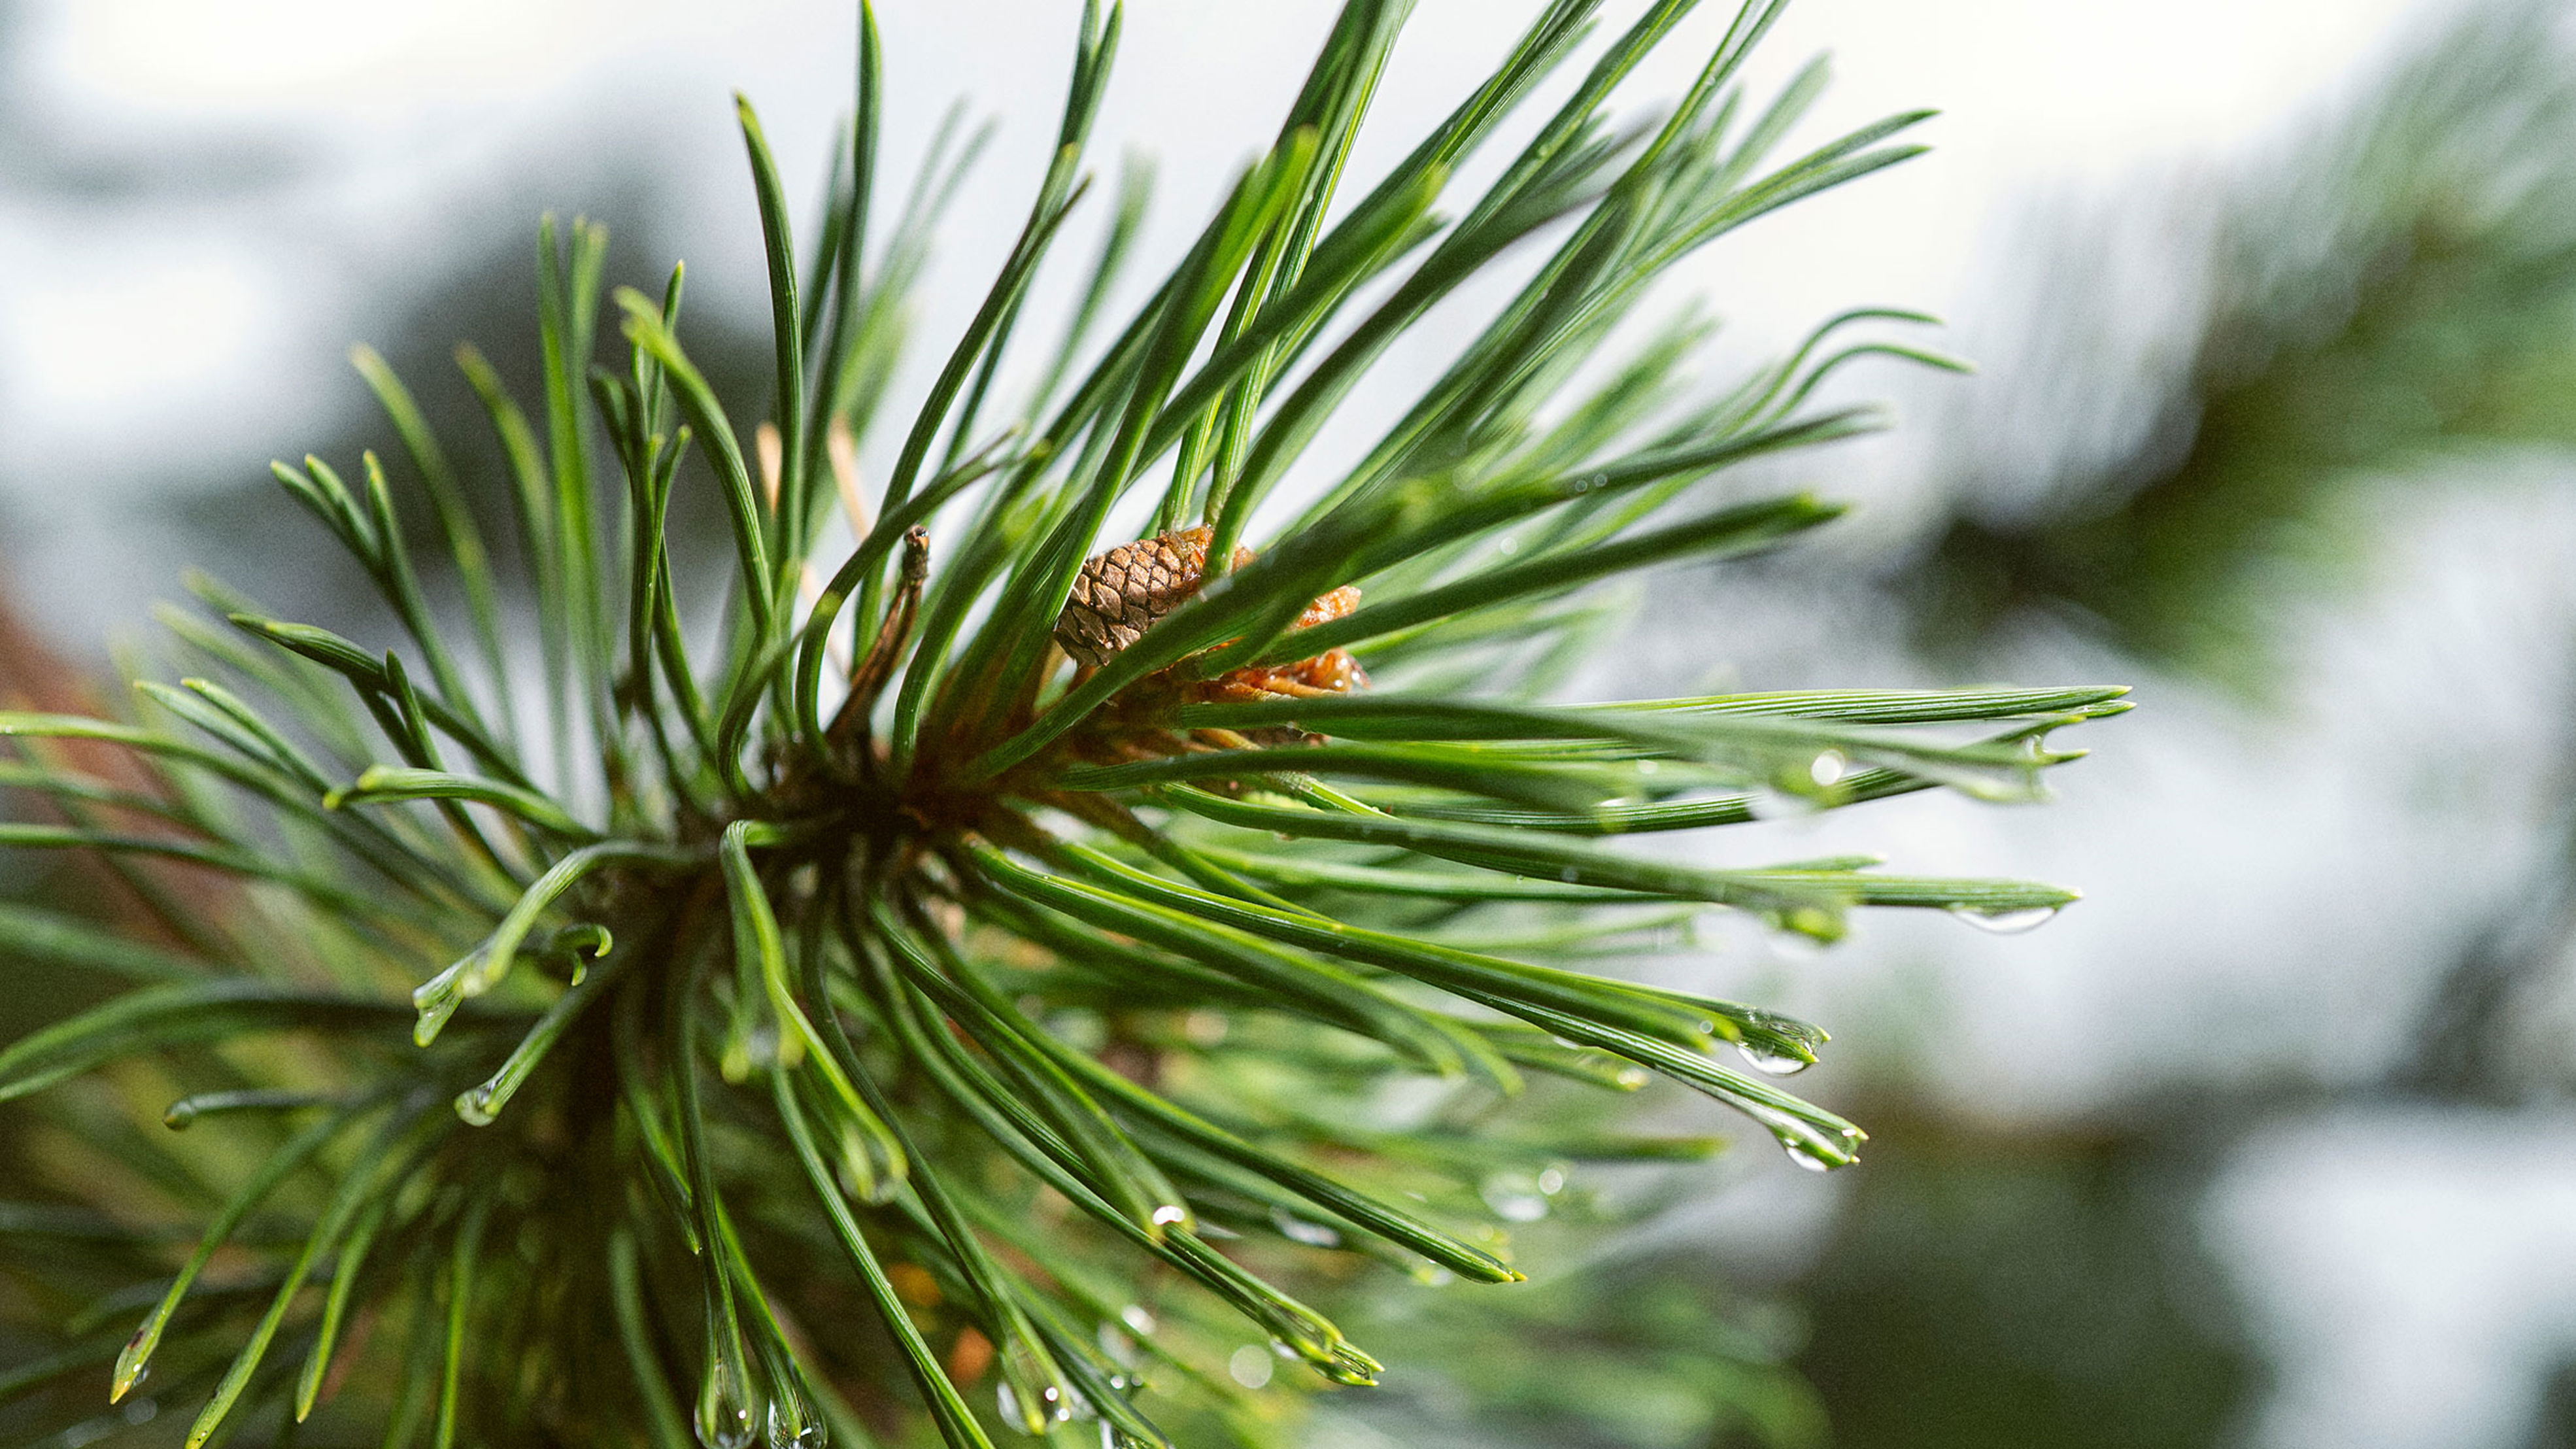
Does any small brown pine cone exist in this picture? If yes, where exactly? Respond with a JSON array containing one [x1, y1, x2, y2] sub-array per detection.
[[1051, 526, 1370, 756], [1053, 522, 1368, 750], [1053, 526, 1254, 669]]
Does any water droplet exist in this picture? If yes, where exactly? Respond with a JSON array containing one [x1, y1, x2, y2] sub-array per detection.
[[1270, 1209, 1342, 1248], [1050, 1380, 1094, 1421], [1535, 1167, 1567, 1195], [1612, 1066, 1650, 1090], [412, 991, 463, 1048], [1227, 1345, 1274, 1389], [695, 1359, 758, 1449], [766, 1398, 826, 1449], [1119, 1304, 1157, 1336], [1149, 1204, 1187, 1226], [454, 1086, 500, 1127], [1773, 1124, 1859, 1172], [1497, 536, 1519, 555], [1735, 1043, 1813, 1076], [1809, 750, 1848, 787], [111, 1337, 150, 1399], [1559, 866, 1581, 883], [1780, 1138, 1836, 1172], [996, 1383, 1021, 1426], [1946, 903, 2061, 935]]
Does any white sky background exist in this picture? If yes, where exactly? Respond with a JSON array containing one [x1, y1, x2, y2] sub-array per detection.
[[5, 2, 2568, 1446]]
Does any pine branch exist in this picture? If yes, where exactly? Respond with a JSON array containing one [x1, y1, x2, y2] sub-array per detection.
[[0, 3, 2122, 1446]]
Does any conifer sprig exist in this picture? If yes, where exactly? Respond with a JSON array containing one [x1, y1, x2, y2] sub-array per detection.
[[0, 2, 2122, 1445]]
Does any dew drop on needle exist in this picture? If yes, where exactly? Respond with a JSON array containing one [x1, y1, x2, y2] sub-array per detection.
[[1946, 903, 2061, 935]]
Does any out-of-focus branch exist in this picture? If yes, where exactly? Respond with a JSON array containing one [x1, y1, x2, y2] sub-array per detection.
[[1901, 0, 2576, 690]]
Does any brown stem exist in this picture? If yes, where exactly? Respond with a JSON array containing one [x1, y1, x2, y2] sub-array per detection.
[[829, 526, 930, 767]]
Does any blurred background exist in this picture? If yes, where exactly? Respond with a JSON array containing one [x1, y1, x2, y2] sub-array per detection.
[[3, 0, 2573, 1445]]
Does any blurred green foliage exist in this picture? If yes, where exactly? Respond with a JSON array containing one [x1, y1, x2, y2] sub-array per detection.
[[1342, 1246, 1825, 1449], [1793, 1106, 2256, 1449], [1911, 0, 2576, 690]]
